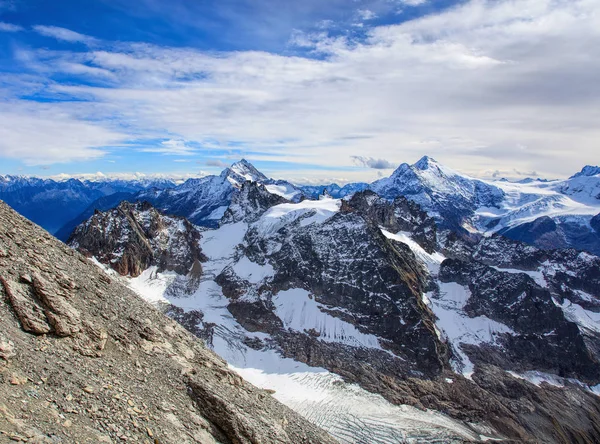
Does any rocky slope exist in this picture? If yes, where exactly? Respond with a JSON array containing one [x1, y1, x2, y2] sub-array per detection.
[[71, 185, 600, 443], [433, 232, 600, 382], [0, 200, 336, 444]]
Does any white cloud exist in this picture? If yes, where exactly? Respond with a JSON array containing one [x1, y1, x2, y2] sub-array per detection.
[[0, 22, 23, 32], [0, 102, 126, 165], [3, 0, 600, 179], [33, 25, 97, 44], [351, 156, 396, 169], [399, 0, 427, 6], [357, 9, 377, 20], [138, 139, 197, 156], [47, 171, 204, 182]]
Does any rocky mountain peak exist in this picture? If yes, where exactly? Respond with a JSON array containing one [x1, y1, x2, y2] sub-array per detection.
[[68, 201, 206, 277], [571, 165, 600, 179], [227, 159, 268, 185], [413, 155, 438, 171]]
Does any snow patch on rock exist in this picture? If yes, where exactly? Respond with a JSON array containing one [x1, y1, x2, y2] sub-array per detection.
[[427, 283, 515, 378], [554, 298, 600, 334], [253, 198, 341, 237], [274, 288, 382, 349], [380, 228, 445, 272], [232, 256, 275, 284]]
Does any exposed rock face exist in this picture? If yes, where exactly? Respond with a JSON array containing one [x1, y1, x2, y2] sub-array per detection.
[[0, 200, 336, 444], [439, 259, 600, 383], [342, 190, 437, 253], [467, 234, 600, 300], [221, 181, 289, 224], [231, 191, 446, 376], [68, 201, 206, 277], [439, 233, 600, 381]]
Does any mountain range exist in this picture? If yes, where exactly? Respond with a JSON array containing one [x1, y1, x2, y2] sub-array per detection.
[[2, 157, 600, 442], [0, 175, 177, 235], [3, 156, 599, 254]]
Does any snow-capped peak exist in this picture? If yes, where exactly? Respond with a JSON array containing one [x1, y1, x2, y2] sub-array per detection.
[[571, 165, 600, 179], [413, 155, 438, 171], [229, 159, 268, 184], [387, 156, 456, 181]]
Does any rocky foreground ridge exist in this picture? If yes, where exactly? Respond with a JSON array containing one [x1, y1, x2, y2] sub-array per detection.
[[0, 200, 336, 444]]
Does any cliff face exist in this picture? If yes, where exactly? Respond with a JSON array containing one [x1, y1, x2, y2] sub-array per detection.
[[68, 201, 206, 277], [0, 200, 336, 444]]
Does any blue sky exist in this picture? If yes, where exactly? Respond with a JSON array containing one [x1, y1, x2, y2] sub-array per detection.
[[0, 0, 598, 183]]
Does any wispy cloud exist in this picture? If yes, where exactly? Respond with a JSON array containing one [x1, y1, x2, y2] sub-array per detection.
[[33, 25, 97, 44], [0, 22, 23, 32], [357, 9, 377, 20], [205, 159, 229, 168], [47, 171, 204, 182], [138, 139, 197, 156]]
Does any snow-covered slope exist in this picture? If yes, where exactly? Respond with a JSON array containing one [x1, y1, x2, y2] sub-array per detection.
[[476, 167, 600, 254], [113, 200, 488, 443], [476, 171, 600, 231]]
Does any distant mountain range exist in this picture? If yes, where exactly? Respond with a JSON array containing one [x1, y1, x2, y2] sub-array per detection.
[[0, 175, 177, 235], [2, 156, 599, 254]]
